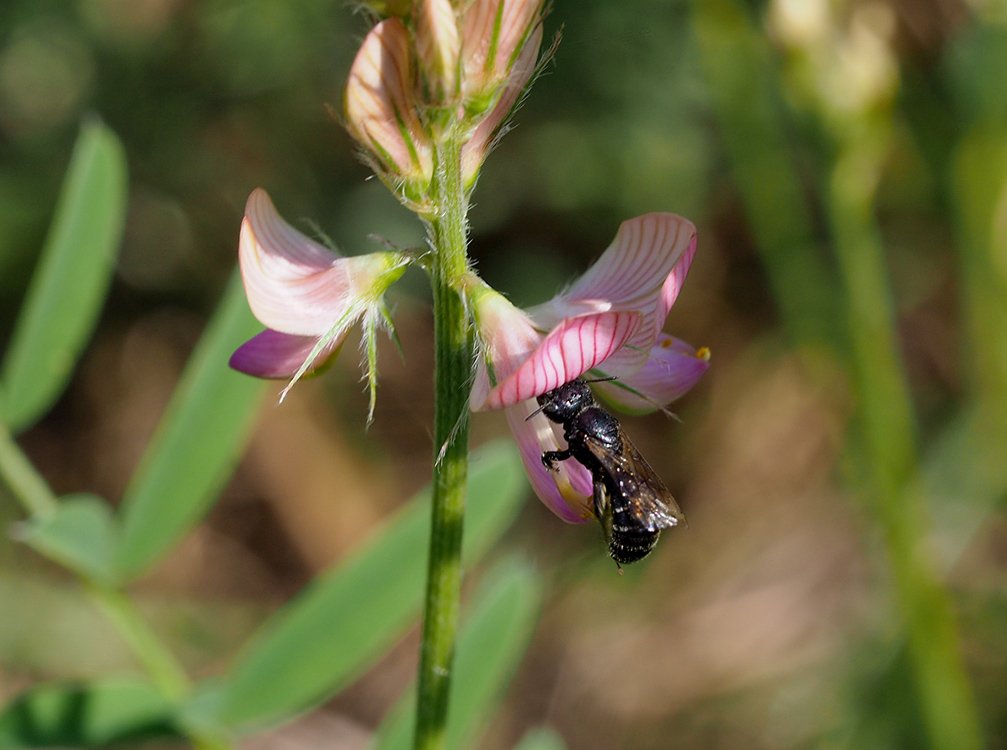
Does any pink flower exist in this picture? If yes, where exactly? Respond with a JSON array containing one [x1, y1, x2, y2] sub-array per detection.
[[469, 213, 709, 522], [415, 0, 461, 105], [460, 0, 545, 116], [344, 19, 433, 197], [229, 189, 409, 407]]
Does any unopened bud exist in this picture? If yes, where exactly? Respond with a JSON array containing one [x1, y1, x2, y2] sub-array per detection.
[[460, 0, 544, 117], [461, 22, 541, 185], [415, 0, 461, 106], [345, 18, 433, 192]]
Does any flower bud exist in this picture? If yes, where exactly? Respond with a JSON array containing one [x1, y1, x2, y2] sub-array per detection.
[[461, 22, 541, 186], [415, 0, 461, 106], [460, 0, 544, 117], [345, 18, 433, 193]]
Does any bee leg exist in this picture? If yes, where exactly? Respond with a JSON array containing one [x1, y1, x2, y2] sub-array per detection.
[[541, 449, 572, 471]]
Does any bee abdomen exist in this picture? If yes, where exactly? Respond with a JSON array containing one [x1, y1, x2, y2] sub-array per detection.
[[609, 503, 660, 564], [609, 528, 660, 565]]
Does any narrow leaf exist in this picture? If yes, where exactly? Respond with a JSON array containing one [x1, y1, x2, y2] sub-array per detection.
[[0, 119, 127, 432], [114, 271, 266, 579], [181, 440, 526, 735], [15, 493, 118, 585], [0, 678, 180, 748], [372, 558, 544, 750]]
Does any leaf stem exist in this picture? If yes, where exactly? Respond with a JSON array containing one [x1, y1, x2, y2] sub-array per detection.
[[414, 134, 473, 750], [86, 583, 192, 700], [0, 419, 59, 519]]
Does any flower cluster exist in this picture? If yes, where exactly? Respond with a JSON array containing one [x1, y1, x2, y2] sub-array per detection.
[[466, 213, 708, 521], [230, 0, 709, 526], [344, 0, 545, 208]]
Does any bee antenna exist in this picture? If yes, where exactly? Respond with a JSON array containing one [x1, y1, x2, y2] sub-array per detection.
[[583, 376, 618, 384], [524, 404, 546, 421]]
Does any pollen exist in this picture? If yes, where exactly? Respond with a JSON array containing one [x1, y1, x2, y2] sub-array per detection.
[[696, 346, 711, 361]]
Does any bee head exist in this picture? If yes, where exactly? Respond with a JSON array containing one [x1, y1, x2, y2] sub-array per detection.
[[536, 379, 595, 423]]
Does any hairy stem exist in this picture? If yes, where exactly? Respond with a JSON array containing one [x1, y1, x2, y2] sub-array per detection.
[[414, 135, 473, 750]]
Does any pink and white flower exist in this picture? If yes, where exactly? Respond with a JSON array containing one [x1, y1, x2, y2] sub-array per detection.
[[229, 189, 409, 404], [469, 213, 709, 522]]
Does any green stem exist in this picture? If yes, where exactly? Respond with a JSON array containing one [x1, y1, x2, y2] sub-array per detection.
[[414, 135, 473, 750], [829, 137, 981, 750], [0, 420, 228, 747], [86, 584, 192, 700], [0, 419, 59, 518]]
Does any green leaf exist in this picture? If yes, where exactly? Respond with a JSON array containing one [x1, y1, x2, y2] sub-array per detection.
[[0, 678, 180, 748], [0, 119, 127, 433], [114, 271, 266, 579], [372, 558, 543, 750], [15, 493, 118, 584], [513, 728, 568, 750], [182, 440, 526, 735]]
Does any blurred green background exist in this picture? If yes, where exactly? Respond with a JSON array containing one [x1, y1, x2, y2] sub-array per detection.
[[2, 0, 1006, 748]]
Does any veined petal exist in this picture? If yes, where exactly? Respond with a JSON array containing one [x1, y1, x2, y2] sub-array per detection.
[[415, 0, 460, 103], [481, 311, 641, 410], [593, 335, 710, 414], [461, 0, 544, 108], [239, 189, 402, 336], [506, 401, 592, 523], [469, 285, 542, 411], [345, 18, 432, 182], [528, 213, 697, 370], [461, 23, 542, 186], [229, 329, 346, 380]]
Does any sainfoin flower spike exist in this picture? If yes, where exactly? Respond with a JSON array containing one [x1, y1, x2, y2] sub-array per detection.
[[229, 189, 409, 413], [469, 212, 709, 521]]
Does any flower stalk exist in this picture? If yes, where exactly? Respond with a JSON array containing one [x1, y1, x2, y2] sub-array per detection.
[[415, 133, 473, 750]]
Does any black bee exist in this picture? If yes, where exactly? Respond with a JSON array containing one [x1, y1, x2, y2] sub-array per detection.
[[535, 378, 685, 566]]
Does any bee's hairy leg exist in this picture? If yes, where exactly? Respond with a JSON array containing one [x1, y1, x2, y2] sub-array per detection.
[[541, 449, 572, 471]]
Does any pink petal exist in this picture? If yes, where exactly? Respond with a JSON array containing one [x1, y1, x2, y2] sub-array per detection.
[[481, 311, 641, 410], [461, 23, 542, 185], [506, 402, 592, 523], [415, 0, 460, 102], [239, 189, 384, 336], [469, 288, 543, 411], [461, 0, 543, 102], [528, 214, 697, 370], [344, 19, 432, 180], [593, 335, 710, 414], [229, 329, 347, 380]]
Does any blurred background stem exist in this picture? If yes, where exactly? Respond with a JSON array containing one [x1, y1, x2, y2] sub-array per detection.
[[696, 1, 983, 746], [953, 128, 1007, 492], [828, 133, 982, 750], [414, 134, 473, 750], [693, 0, 838, 350]]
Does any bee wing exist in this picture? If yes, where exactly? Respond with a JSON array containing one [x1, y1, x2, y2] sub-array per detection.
[[592, 478, 614, 544], [582, 429, 685, 532]]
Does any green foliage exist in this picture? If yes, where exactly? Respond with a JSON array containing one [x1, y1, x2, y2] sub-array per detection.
[[0, 678, 180, 748], [0, 120, 127, 433], [114, 272, 266, 579], [16, 494, 118, 585], [182, 440, 527, 735], [372, 559, 544, 750]]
